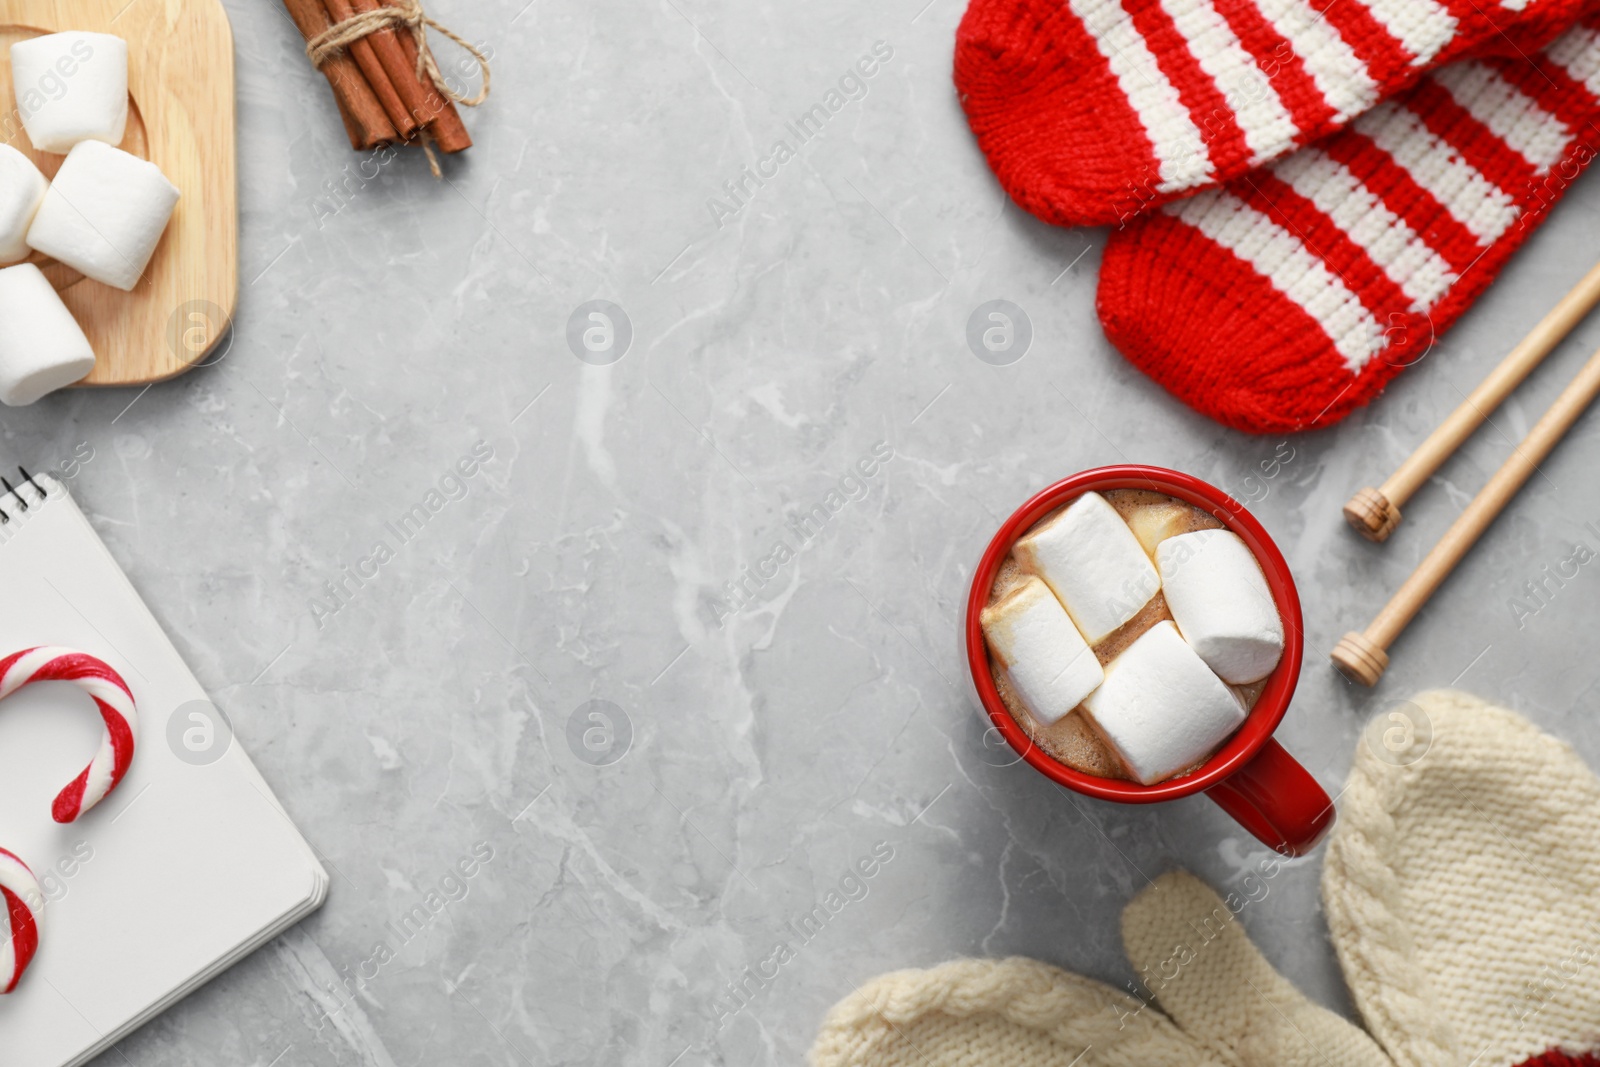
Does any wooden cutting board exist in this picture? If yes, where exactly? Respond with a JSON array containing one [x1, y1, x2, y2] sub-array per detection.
[[0, 0, 236, 386]]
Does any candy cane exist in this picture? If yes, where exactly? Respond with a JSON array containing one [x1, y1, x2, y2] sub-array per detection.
[[0, 647, 138, 822], [0, 848, 41, 993]]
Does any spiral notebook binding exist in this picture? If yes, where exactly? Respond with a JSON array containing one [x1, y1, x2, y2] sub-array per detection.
[[0, 465, 45, 524]]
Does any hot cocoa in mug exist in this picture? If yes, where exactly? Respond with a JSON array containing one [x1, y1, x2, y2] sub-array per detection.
[[965, 466, 1333, 856]]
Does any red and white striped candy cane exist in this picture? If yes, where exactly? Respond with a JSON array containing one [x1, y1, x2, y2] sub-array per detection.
[[0, 647, 138, 822], [0, 847, 41, 993]]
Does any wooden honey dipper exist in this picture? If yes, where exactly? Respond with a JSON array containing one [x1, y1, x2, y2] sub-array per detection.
[[1344, 260, 1600, 542], [1333, 341, 1600, 685]]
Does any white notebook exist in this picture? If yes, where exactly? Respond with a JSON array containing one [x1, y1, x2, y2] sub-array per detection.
[[0, 472, 326, 1067]]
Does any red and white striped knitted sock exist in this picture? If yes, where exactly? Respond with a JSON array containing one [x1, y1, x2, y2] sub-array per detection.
[[1095, 19, 1600, 434], [956, 0, 1595, 227]]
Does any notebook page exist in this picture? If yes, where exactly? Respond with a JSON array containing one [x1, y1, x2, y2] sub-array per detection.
[[0, 476, 326, 1067]]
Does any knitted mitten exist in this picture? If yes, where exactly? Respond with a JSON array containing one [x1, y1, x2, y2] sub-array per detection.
[[809, 956, 1224, 1067], [954, 0, 1594, 227], [810, 872, 1388, 1067], [1323, 690, 1600, 1067], [1122, 871, 1391, 1067], [1095, 19, 1600, 434]]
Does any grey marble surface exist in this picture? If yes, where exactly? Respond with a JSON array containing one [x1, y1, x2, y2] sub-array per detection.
[[5, 0, 1600, 1062]]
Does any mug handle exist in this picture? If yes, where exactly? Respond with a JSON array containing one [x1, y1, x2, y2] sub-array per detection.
[[1204, 739, 1335, 857]]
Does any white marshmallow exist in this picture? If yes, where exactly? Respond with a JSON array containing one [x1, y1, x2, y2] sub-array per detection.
[[1156, 530, 1285, 684], [10, 32, 128, 153], [0, 263, 95, 405], [1083, 621, 1246, 785], [1125, 501, 1193, 558], [27, 141, 179, 291], [0, 146, 47, 263], [981, 576, 1103, 725], [1014, 491, 1160, 644]]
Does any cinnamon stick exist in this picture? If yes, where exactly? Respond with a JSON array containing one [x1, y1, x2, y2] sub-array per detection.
[[346, 0, 428, 117], [373, 0, 472, 153], [333, 95, 364, 149], [318, 0, 420, 141], [281, 0, 396, 149]]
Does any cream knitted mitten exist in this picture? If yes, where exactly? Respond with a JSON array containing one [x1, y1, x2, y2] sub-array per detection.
[[1121, 870, 1390, 1067], [809, 956, 1225, 1067], [810, 872, 1384, 1067], [1323, 689, 1600, 1067], [812, 691, 1600, 1067]]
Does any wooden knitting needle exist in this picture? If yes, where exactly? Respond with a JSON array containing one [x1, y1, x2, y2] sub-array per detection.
[[1333, 341, 1600, 685], [1344, 259, 1600, 542]]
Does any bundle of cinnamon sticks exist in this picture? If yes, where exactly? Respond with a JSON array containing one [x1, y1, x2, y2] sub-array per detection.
[[282, 0, 474, 155]]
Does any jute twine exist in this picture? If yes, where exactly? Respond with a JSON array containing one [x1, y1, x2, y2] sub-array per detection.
[[306, 0, 491, 173]]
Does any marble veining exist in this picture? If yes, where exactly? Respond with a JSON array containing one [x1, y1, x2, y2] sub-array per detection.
[[2, 0, 1597, 1062]]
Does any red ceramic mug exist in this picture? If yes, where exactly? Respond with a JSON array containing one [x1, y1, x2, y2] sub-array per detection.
[[964, 465, 1335, 857]]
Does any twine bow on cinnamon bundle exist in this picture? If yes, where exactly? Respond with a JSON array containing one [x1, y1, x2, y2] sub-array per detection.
[[282, 0, 491, 175]]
